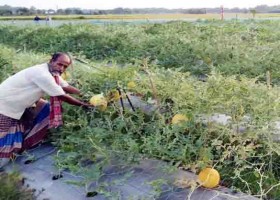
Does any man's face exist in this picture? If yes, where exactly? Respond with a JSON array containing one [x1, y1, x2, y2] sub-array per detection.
[[49, 55, 71, 75]]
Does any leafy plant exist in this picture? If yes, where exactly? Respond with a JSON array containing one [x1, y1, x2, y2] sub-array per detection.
[[0, 172, 35, 200]]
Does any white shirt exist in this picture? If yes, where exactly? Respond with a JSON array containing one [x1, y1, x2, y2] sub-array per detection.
[[0, 63, 69, 119]]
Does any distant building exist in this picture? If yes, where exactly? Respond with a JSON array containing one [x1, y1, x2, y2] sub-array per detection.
[[45, 9, 55, 15]]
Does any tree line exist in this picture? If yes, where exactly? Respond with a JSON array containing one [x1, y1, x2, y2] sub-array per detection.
[[0, 4, 279, 16]]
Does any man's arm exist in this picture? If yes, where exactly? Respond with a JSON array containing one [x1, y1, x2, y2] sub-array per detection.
[[62, 85, 81, 95], [58, 94, 91, 107]]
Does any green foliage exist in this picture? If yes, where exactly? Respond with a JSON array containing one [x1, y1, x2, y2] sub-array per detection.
[[1, 20, 280, 81], [0, 172, 34, 200], [52, 58, 280, 199], [0, 46, 15, 82], [1, 21, 280, 198]]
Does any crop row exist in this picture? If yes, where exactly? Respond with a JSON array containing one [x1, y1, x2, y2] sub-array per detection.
[[1, 20, 280, 83], [1, 44, 280, 197]]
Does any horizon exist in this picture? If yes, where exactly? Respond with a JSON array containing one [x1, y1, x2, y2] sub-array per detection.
[[0, 0, 279, 10]]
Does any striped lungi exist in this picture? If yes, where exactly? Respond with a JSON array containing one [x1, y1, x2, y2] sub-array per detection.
[[0, 102, 50, 158]]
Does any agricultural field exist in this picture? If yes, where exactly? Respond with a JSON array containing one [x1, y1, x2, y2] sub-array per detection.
[[0, 13, 280, 27], [1, 20, 280, 199], [1, 13, 280, 20]]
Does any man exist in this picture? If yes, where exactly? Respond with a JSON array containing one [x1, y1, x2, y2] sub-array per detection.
[[0, 52, 91, 167], [33, 15, 41, 24]]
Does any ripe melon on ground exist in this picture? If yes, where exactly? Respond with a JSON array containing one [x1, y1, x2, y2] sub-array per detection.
[[171, 114, 188, 124], [107, 90, 121, 102], [198, 168, 220, 188], [127, 81, 136, 89]]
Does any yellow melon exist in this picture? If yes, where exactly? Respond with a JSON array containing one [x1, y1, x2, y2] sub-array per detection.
[[89, 94, 107, 111], [198, 168, 220, 188], [107, 90, 121, 102], [127, 81, 136, 89], [171, 114, 188, 125], [98, 102, 107, 111]]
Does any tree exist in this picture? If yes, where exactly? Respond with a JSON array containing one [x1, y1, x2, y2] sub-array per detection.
[[250, 9, 257, 18], [29, 6, 37, 15], [0, 9, 12, 16], [16, 7, 29, 15]]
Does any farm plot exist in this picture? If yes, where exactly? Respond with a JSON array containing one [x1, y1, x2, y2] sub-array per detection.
[[1, 20, 280, 199]]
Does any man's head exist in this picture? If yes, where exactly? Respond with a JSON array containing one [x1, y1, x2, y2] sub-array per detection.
[[49, 52, 72, 75]]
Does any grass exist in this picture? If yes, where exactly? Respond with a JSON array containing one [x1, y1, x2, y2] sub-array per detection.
[[0, 171, 35, 200]]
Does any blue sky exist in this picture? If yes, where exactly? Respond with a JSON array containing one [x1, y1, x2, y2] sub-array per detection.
[[0, 0, 279, 10]]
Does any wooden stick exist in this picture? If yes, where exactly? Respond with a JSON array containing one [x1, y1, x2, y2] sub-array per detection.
[[142, 58, 160, 107]]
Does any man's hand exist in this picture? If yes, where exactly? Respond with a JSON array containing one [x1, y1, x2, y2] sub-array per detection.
[[58, 94, 91, 108], [81, 103, 95, 112], [81, 102, 94, 108]]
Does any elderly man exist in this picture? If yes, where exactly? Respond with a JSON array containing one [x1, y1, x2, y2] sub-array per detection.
[[0, 52, 91, 167]]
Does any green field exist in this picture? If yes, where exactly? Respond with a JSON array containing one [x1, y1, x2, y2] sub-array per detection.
[[1, 20, 280, 198]]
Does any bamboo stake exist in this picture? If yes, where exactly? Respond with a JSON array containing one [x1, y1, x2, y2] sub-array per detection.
[[266, 70, 271, 89], [142, 58, 160, 107]]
